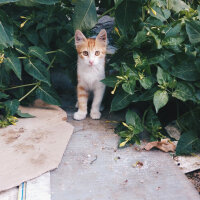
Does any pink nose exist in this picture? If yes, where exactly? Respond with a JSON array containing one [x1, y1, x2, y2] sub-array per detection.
[[89, 60, 94, 65]]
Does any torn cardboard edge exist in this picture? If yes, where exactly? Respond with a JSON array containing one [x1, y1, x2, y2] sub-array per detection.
[[0, 104, 74, 192]]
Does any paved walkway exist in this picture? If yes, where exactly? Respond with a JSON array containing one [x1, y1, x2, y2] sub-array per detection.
[[51, 97, 199, 200]]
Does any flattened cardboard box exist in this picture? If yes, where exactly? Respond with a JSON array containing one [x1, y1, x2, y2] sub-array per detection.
[[0, 104, 74, 192]]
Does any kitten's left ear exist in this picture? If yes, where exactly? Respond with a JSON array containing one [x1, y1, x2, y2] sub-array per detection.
[[96, 29, 107, 44]]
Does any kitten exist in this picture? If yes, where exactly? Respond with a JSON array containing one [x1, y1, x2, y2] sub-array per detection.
[[73, 29, 107, 120]]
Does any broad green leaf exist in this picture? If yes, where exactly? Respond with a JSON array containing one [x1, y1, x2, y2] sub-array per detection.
[[101, 77, 118, 88], [4, 99, 19, 115], [172, 82, 195, 102], [170, 62, 200, 81], [132, 87, 157, 103], [126, 110, 143, 133], [0, 91, 8, 99], [139, 76, 153, 89], [32, 0, 59, 4], [29, 46, 50, 64], [156, 66, 176, 88], [165, 23, 181, 38], [115, 0, 141, 34], [36, 84, 60, 106], [198, 5, 200, 20], [176, 131, 200, 155], [73, 0, 97, 31], [24, 59, 50, 85], [153, 90, 168, 113], [122, 79, 136, 95], [150, 7, 171, 22], [162, 36, 185, 47], [168, 0, 190, 13], [111, 90, 134, 112], [186, 21, 200, 45], [132, 29, 148, 47], [4, 52, 21, 80], [0, 0, 20, 3], [0, 21, 13, 47], [17, 110, 35, 118]]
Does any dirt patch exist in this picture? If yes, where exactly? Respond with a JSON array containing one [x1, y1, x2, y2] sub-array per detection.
[[14, 144, 34, 154], [2, 129, 24, 144], [186, 169, 200, 194], [30, 154, 46, 165]]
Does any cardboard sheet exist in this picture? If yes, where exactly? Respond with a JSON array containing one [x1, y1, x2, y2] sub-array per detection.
[[0, 104, 74, 192]]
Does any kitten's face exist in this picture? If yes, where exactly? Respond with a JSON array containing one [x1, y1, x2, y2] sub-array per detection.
[[75, 29, 107, 66]]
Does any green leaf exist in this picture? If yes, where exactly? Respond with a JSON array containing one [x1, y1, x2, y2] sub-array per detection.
[[170, 62, 200, 81], [176, 131, 200, 155], [4, 52, 22, 80], [153, 90, 169, 113], [139, 76, 153, 89], [32, 0, 59, 4], [115, 0, 141, 34], [186, 21, 200, 45], [156, 66, 176, 88], [145, 27, 162, 49], [122, 79, 136, 95], [36, 84, 60, 106], [172, 82, 195, 102], [0, 91, 8, 99], [126, 110, 143, 133], [168, 0, 190, 13], [29, 46, 50, 64], [132, 86, 158, 103], [111, 90, 134, 112], [24, 59, 50, 85], [16, 110, 35, 118], [165, 23, 181, 38], [4, 99, 19, 115], [0, 21, 13, 47], [132, 29, 148, 47], [150, 7, 171, 22], [73, 0, 97, 31], [0, 0, 20, 3], [101, 77, 118, 88]]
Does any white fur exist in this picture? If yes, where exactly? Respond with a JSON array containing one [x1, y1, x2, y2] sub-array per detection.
[[73, 56, 106, 120]]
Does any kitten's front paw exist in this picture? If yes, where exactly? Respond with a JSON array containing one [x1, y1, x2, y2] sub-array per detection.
[[90, 110, 101, 120], [73, 111, 87, 121]]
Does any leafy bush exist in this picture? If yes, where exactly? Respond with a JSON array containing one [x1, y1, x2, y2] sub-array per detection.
[[0, 0, 199, 155], [102, 0, 200, 154], [0, 0, 97, 126]]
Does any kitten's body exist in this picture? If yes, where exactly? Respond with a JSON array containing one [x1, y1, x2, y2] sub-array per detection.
[[74, 30, 107, 120]]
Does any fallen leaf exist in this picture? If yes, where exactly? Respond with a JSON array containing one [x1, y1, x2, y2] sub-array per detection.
[[144, 138, 176, 152]]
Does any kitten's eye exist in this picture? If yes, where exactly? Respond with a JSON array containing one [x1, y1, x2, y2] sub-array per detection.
[[95, 51, 100, 56], [83, 51, 88, 56]]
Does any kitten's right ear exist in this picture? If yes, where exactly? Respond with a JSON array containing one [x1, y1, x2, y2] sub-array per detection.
[[75, 30, 86, 46]]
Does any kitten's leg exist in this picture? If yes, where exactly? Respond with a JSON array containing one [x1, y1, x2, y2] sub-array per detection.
[[73, 85, 88, 120], [90, 83, 105, 120]]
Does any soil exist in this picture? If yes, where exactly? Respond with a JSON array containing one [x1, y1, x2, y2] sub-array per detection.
[[186, 169, 200, 194]]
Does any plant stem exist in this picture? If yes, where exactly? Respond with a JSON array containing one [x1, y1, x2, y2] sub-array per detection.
[[4, 83, 38, 91], [47, 56, 56, 71], [45, 50, 58, 54], [19, 84, 38, 102], [18, 57, 27, 59], [67, 36, 74, 43], [98, 7, 115, 20]]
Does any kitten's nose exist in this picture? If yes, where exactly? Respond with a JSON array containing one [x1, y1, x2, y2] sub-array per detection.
[[89, 60, 94, 66]]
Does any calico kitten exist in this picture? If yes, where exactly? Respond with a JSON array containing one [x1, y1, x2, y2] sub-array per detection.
[[73, 29, 107, 120]]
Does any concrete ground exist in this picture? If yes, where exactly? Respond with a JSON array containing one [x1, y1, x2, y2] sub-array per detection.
[[51, 95, 200, 200]]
